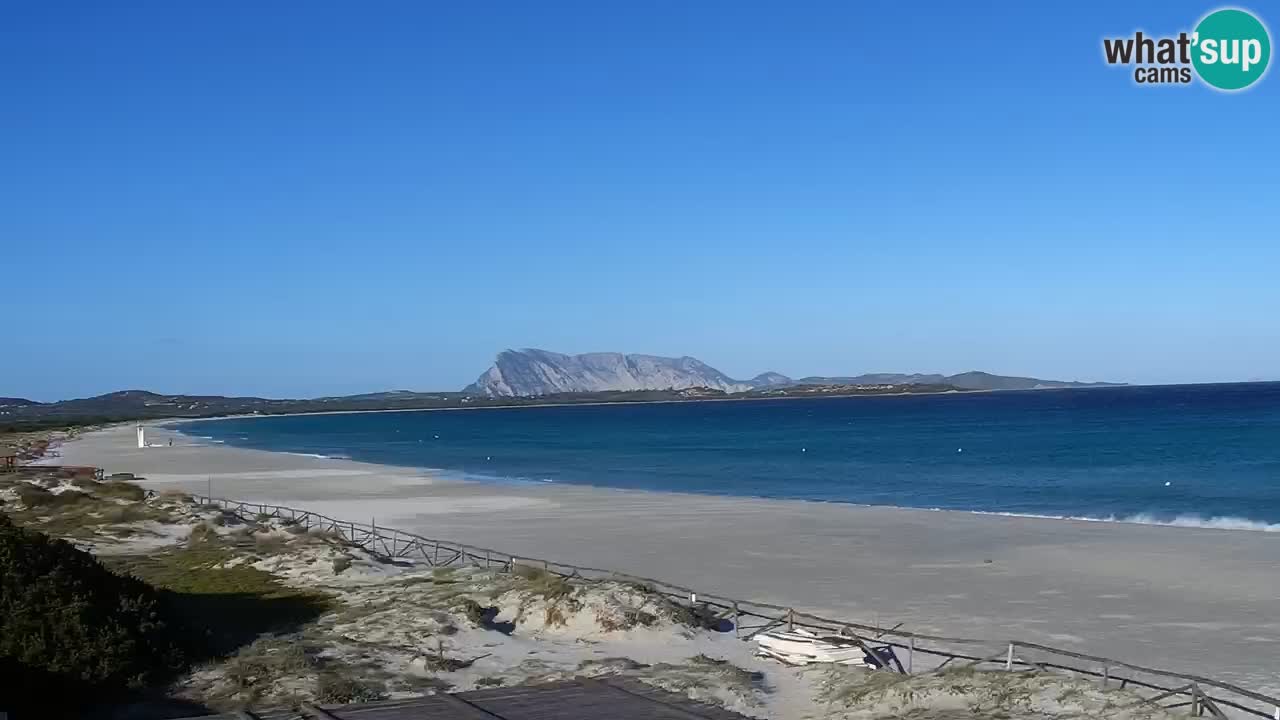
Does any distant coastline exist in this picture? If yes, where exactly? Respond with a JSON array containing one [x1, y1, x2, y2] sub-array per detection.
[[6, 383, 987, 431], [161, 385, 989, 424], [3, 348, 1126, 432], [162, 382, 1152, 425], [22, 380, 1280, 433]]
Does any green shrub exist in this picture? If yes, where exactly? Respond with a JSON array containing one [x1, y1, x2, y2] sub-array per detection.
[[222, 638, 317, 694], [157, 489, 193, 503], [15, 484, 91, 509], [513, 565, 575, 601], [458, 598, 487, 626], [93, 481, 148, 502], [317, 671, 387, 703], [187, 522, 220, 547], [0, 515, 186, 715]]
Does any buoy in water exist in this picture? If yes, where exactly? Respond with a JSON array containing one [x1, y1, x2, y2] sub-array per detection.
[[957, 448, 963, 453], [1165, 481, 1171, 486]]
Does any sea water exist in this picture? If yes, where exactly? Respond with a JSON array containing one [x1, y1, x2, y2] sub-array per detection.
[[180, 383, 1280, 530]]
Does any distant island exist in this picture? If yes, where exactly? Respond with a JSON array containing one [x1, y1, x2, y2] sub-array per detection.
[[0, 349, 1121, 433], [465, 348, 1121, 396]]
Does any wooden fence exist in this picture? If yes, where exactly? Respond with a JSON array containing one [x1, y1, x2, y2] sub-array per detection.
[[191, 494, 1280, 719], [10, 464, 104, 480]]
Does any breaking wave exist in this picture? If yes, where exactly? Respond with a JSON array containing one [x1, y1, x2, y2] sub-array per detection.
[[968, 510, 1280, 532]]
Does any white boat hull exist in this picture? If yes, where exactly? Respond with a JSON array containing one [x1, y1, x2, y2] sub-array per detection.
[[755, 628, 876, 667]]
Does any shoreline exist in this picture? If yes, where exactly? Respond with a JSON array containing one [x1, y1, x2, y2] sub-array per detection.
[[166, 419, 1280, 536], [53, 424, 1280, 698]]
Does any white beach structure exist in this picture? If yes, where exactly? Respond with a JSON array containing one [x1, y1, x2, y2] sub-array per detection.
[[136, 424, 145, 449]]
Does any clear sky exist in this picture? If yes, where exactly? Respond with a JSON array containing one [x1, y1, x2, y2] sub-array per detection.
[[2, 1, 1277, 401]]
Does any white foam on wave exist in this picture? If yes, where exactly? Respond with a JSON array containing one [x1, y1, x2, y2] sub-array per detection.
[[182, 434, 225, 444], [969, 509, 1280, 532], [282, 452, 333, 460], [1103, 513, 1280, 532], [442, 469, 557, 487]]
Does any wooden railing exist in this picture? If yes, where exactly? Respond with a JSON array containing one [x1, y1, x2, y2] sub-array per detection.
[[191, 494, 1280, 719], [8, 464, 104, 480]]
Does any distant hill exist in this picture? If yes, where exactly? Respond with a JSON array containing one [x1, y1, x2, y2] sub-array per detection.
[[0, 397, 38, 408], [465, 348, 1120, 396], [0, 390, 464, 432], [795, 371, 1120, 391], [747, 372, 793, 388]]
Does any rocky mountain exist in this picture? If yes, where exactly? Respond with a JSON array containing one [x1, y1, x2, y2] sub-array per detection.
[[465, 349, 1121, 396], [465, 349, 760, 396]]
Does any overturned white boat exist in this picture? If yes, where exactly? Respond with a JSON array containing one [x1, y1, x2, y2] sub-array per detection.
[[754, 627, 876, 667]]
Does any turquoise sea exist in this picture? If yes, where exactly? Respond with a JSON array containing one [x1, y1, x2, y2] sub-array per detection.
[[180, 383, 1280, 531]]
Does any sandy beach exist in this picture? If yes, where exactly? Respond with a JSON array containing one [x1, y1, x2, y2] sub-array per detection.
[[55, 423, 1280, 698]]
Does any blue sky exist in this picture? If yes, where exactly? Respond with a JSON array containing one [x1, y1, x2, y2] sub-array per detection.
[[2, 1, 1277, 400]]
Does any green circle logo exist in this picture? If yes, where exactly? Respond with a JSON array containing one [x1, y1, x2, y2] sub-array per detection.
[[1192, 8, 1271, 90]]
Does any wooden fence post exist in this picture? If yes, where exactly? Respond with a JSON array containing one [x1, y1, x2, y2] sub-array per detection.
[[733, 602, 741, 638], [908, 637, 915, 674], [1102, 665, 1109, 688], [787, 608, 795, 631]]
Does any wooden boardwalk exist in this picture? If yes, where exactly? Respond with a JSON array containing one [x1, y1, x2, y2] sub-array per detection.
[[183, 678, 751, 720]]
